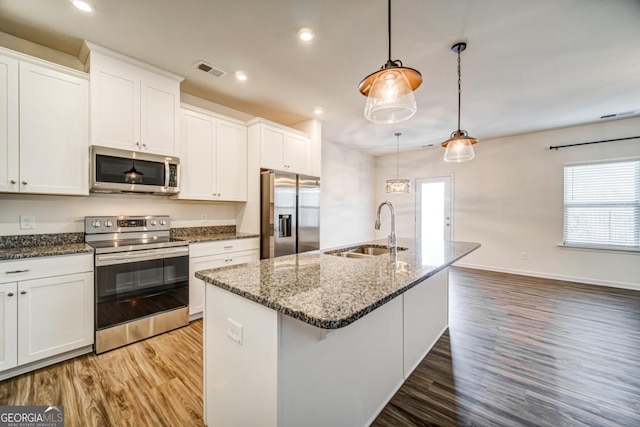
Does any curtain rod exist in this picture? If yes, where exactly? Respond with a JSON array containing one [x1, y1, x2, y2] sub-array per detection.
[[550, 136, 640, 150]]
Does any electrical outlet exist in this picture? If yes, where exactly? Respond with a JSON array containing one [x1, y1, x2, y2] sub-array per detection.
[[520, 252, 528, 260], [20, 215, 35, 230], [226, 318, 243, 345]]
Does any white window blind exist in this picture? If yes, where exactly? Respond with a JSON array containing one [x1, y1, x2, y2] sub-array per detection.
[[563, 159, 640, 250]]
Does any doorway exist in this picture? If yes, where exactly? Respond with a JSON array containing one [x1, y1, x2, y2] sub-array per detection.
[[416, 176, 452, 243]]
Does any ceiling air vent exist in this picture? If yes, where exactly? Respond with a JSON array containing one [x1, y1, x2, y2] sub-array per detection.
[[600, 110, 636, 120], [194, 61, 227, 78]]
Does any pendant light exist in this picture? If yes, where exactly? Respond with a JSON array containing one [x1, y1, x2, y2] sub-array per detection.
[[442, 42, 478, 162], [124, 159, 143, 184], [358, 0, 422, 124], [385, 132, 411, 193]]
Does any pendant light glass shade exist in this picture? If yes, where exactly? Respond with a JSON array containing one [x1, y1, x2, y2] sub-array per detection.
[[441, 42, 478, 162], [362, 65, 419, 124], [385, 132, 411, 193], [442, 130, 477, 162], [385, 178, 411, 193], [359, 0, 422, 124]]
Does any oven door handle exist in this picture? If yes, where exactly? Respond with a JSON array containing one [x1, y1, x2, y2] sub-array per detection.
[[96, 246, 189, 266]]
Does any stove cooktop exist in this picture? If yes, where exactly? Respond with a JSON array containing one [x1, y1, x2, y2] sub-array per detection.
[[86, 236, 188, 254]]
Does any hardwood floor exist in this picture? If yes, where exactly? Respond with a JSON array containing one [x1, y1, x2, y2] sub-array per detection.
[[373, 267, 640, 427], [0, 320, 204, 427], [1, 268, 639, 426]]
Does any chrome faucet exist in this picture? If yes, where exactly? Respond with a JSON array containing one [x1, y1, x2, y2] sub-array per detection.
[[375, 201, 397, 256]]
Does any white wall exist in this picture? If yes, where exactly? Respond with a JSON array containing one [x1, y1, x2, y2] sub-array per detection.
[[0, 193, 236, 235], [375, 117, 640, 289], [321, 140, 376, 249]]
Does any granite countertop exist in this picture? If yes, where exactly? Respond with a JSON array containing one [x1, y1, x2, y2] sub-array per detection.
[[0, 233, 93, 261], [195, 238, 480, 329]]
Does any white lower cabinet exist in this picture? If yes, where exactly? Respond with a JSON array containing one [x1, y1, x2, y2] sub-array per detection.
[[0, 282, 18, 372], [0, 254, 94, 379], [189, 238, 259, 319]]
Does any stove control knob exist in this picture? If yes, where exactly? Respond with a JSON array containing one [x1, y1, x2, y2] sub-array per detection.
[[159, 219, 167, 226], [92, 220, 101, 228], [105, 220, 113, 227], [150, 220, 158, 226]]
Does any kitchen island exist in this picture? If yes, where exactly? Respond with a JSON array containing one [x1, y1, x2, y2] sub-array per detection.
[[196, 238, 480, 427]]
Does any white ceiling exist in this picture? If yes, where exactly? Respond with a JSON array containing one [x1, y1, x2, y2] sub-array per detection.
[[1, 0, 639, 155]]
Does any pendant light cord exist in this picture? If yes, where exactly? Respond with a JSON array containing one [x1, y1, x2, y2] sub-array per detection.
[[457, 49, 462, 132], [387, 0, 392, 62]]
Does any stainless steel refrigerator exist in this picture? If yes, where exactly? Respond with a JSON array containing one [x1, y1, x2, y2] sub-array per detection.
[[260, 170, 320, 258]]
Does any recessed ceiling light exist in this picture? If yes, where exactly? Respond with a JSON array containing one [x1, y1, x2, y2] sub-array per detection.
[[71, 0, 95, 12], [313, 107, 323, 115], [298, 28, 315, 42], [234, 71, 248, 81]]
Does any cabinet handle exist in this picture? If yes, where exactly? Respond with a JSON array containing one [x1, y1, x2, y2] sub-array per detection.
[[7, 293, 13, 297], [10, 180, 16, 184], [142, 143, 147, 148], [229, 258, 233, 262], [21, 181, 27, 185], [136, 142, 141, 148], [20, 291, 27, 295], [224, 246, 233, 249], [5, 269, 30, 274]]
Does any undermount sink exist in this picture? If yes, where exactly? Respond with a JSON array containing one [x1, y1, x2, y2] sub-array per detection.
[[324, 245, 408, 258]]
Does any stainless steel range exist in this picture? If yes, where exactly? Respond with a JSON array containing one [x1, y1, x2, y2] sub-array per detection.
[[85, 215, 189, 354]]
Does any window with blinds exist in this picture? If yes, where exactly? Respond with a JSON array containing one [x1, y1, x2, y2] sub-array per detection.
[[563, 159, 640, 250]]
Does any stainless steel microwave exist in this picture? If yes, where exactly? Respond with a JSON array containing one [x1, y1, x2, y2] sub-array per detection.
[[90, 145, 180, 195]]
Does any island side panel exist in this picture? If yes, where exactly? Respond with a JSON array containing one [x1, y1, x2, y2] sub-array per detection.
[[277, 297, 404, 427], [403, 267, 449, 379], [204, 285, 279, 427]]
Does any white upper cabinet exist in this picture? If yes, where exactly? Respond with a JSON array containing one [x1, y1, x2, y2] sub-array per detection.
[[216, 119, 248, 201], [176, 105, 247, 201], [83, 41, 183, 157], [0, 54, 18, 193], [0, 48, 89, 196], [249, 119, 311, 175]]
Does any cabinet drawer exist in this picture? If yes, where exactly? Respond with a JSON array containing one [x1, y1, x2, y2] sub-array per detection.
[[0, 254, 93, 284], [190, 238, 259, 258]]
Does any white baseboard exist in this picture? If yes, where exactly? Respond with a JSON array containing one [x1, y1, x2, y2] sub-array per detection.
[[454, 262, 640, 292], [0, 345, 94, 381]]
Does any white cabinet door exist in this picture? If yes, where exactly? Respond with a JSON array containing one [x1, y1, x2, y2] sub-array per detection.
[[19, 62, 89, 195], [285, 133, 311, 175], [0, 55, 19, 193], [189, 254, 227, 317], [189, 242, 259, 318], [216, 119, 247, 201], [88, 48, 181, 156], [179, 108, 216, 200], [90, 57, 140, 150], [256, 122, 311, 174], [0, 282, 17, 372], [141, 74, 180, 156], [17, 272, 93, 365], [260, 126, 285, 170]]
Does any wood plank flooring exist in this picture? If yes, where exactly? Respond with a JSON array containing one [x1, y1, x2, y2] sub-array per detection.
[[373, 267, 640, 427], [1, 267, 639, 426], [0, 320, 204, 427]]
